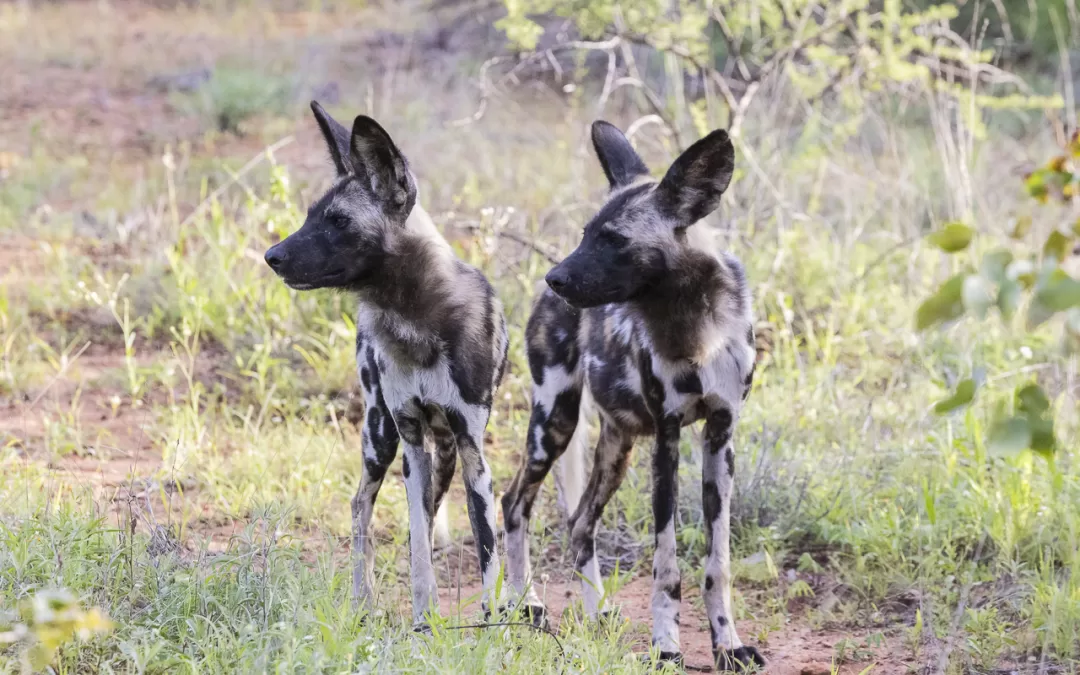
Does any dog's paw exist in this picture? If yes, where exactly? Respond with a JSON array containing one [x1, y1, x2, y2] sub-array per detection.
[[411, 622, 433, 636], [519, 603, 549, 630], [639, 650, 683, 670], [714, 645, 765, 672]]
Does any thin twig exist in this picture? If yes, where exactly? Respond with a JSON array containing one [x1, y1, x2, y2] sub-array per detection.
[[439, 621, 566, 659], [28, 341, 92, 410], [851, 236, 922, 286], [461, 222, 562, 264], [625, 114, 669, 141]]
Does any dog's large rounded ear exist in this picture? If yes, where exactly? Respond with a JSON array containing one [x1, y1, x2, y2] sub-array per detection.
[[591, 120, 650, 189], [349, 115, 417, 217], [654, 129, 734, 227], [311, 101, 353, 175]]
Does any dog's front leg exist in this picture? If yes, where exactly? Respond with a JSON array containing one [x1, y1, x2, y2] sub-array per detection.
[[650, 415, 682, 661], [397, 413, 438, 628], [702, 405, 764, 670]]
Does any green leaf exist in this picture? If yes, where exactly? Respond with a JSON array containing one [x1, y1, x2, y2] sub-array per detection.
[[1016, 383, 1050, 415], [1027, 297, 1056, 329], [1009, 215, 1032, 239], [1035, 274, 1080, 311], [980, 249, 1013, 284], [1016, 384, 1056, 456], [1065, 308, 1080, 353], [927, 222, 973, 253], [933, 378, 977, 414], [1044, 230, 1071, 262], [997, 278, 1022, 319], [796, 552, 822, 573], [1025, 171, 1049, 202], [962, 275, 994, 319], [1028, 415, 1056, 456], [987, 416, 1032, 454], [916, 273, 968, 331]]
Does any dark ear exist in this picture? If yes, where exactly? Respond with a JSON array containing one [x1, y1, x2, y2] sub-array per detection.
[[349, 115, 417, 216], [311, 101, 353, 175], [654, 129, 734, 226], [591, 120, 650, 189]]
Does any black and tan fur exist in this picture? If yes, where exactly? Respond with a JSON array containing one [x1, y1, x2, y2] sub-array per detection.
[[501, 121, 763, 669], [265, 102, 508, 625]]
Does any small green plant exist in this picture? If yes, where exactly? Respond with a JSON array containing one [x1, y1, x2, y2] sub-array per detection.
[[787, 579, 815, 599], [962, 606, 1015, 671], [906, 609, 924, 660], [79, 272, 145, 404], [833, 635, 876, 664], [178, 67, 293, 134]]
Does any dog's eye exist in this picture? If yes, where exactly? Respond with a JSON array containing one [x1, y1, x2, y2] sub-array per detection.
[[329, 213, 349, 230]]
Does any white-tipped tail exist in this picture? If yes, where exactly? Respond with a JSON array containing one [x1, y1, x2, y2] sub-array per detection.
[[433, 501, 451, 549], [554, 388, 593, 518]]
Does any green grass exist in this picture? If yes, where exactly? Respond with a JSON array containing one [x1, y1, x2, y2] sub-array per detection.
[[2, 3, 1080, 673]]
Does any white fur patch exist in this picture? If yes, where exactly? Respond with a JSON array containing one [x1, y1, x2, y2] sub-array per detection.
[[555, 387, 592, 516]]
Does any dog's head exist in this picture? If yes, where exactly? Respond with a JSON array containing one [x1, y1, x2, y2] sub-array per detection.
[[264, 102, 416, 291], [545, 121, 734, 308]]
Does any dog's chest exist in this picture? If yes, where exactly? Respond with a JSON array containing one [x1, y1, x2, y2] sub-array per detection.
[[357, 307, 441, 370], [585, 314, 753, 432], [653, 345, 751, 422], [369, 348, 459, 408]]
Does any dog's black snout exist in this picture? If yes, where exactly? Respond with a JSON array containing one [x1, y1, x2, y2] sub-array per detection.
[[264, 247, 286, 271], [545, 268, 569, 292]]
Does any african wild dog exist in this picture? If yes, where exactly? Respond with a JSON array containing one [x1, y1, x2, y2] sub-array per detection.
[[501, 121, 763, 669], [265, 102, 508, 625]]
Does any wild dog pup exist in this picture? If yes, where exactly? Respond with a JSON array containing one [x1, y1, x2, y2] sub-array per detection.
[[501, 121, 762, 669], [265, 102, 508, 626]]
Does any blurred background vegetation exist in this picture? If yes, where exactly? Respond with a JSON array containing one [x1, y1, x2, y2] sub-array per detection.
[[1, 0, 1079, 672]]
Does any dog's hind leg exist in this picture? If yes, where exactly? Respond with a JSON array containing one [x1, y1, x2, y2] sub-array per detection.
[[431, 422, 457, 550], [502, 375, 583, 624], [446, 406, 502, 615], [568, 420, 633, 618]]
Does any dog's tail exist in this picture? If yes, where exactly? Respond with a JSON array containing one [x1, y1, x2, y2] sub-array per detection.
[[553, 387, 593, 518]]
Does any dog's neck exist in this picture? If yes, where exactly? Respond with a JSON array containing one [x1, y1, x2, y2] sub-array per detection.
[[630, 245, 734, 365], [356, 206, 462, 366]]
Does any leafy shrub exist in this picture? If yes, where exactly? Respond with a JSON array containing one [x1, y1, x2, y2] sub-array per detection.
[[177, 67, 293, 134], [498, 0, 1059, 142], [919, 135, 1080, 456]]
